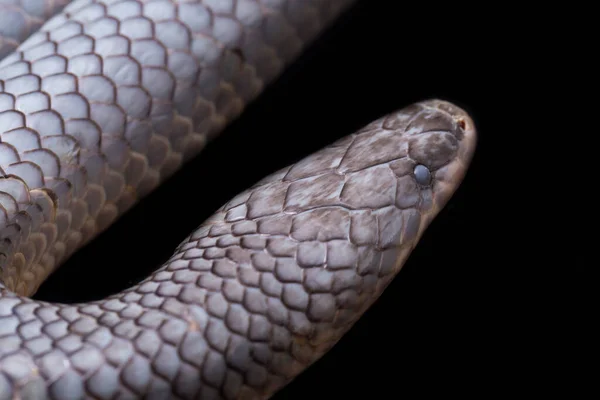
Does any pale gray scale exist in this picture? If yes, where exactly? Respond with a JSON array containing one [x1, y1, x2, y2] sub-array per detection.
[[191, 33, 224, 69], [0, 111, 25, 132], [119, 17, 153, 40], [86, 364, 120, 399], [16, 31, 47, 55], [0, 93, 16, 112], [103, 55, 141, 86], [49, 370, 85, 400], [0, 57, 22, 74], [235, 0, 262, 28], [22, 41, 56, 62], [56, 34, 94, 58], [79, 75, 116, 102], [3, 162, 44, 189], [95, 35, 130, 58], [211, 15, 244, 48], [0, 177, 31, 203], [15, 91, 48, 114], [62, 0, 96, 16], [90, 103, 126, 135], [40, 73, 76, 95], [154, 20, 190, 51], [49, 20, 83, 42], [106, 0, 142, 20], [141, 67, 175, 99], [168, 51, 198, 84], [52, 93, 90, 120], [326, 240, 358, 270], [130, 39, 167, 67], [1, 128, 41, 152], [25, 110, 64, 137], [144, 0, 177, 21], [65, 120, 101, 150], [4, 74, 41, 96], [177, 2, 210, 35], [0, 60, 30, 81], [83, 16, 119, 39], [31, 54, 67, 77]]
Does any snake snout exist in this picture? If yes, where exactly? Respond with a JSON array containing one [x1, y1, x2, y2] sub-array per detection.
[[416, 98, 477, 158], [412, 99, 477, 215]]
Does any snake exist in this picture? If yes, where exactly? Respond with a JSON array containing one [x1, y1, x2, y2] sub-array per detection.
[[0, 0, 477, 398]]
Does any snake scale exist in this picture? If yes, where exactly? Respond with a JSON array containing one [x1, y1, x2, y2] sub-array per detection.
[[0, 0, 477, 398]]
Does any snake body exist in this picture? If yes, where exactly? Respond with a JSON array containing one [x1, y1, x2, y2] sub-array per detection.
[[0, 0, 477, 398]]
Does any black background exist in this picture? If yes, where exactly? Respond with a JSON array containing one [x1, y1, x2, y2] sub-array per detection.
[[33, 1, 536, 397]]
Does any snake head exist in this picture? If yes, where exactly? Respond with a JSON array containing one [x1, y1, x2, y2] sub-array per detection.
[[391, 99, 477, 238], [335, 99, 477, 257], [407, 100, 476, 196]]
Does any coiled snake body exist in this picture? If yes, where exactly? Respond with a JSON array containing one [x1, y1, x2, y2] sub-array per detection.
[[0, 0, 477, 398]]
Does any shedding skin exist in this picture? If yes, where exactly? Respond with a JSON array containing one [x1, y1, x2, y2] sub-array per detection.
[[0, 0, 477, 399]]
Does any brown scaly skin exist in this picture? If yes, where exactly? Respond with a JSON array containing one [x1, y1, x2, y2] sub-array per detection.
[[0, 0, 476, 398], [0, 0, 356, 295], [0, 98, 476, 399]]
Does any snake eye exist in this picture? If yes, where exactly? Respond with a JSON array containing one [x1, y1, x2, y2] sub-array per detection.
[[413, 164, 431, 186]]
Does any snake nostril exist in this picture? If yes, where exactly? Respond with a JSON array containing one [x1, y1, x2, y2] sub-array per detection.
[[457, 118, 466, 130]]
